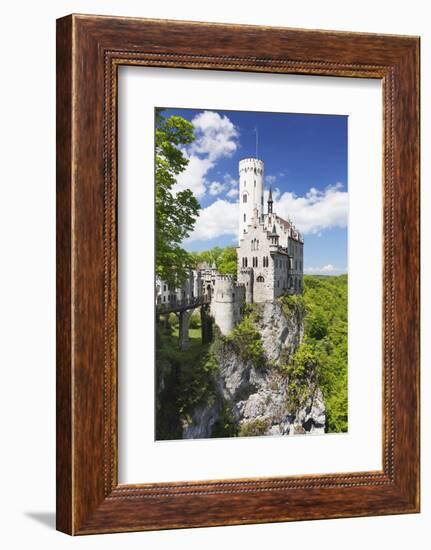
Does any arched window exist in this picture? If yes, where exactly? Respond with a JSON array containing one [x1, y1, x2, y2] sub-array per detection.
[[243, 213, 246, 222], [243, 194, 247, 203], [256, 275, 264, 283]]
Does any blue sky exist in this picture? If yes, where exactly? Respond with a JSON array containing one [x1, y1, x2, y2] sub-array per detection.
[[160, 107, 348, 275]]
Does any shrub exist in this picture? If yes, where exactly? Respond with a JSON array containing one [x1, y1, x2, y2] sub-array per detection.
[[189, 311, 201, 329], [226, 315, 265, 367], [283, 343, 319, 412], [238, 418, 269, 437]]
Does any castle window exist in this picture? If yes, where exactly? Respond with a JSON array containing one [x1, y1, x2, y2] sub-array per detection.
[[256, 276, 264, 283], [245, 257, 248, 267], [243, 194, 247, 203], [244, 213, 246, 222], [163, 284, 166, 292], [254, 180, 256, 187]]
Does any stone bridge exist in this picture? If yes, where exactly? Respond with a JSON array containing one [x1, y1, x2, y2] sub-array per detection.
[[156, 295, 213, 350]]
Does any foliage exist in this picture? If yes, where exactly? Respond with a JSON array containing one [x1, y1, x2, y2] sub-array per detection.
[[279, 293, 306, 316], [225, 315, 265, 367], [189, 311, 201, 329], [301, 274, 348, 432], [155, 109, 200, 288], [217, 247, 238, 276], [238, 418, 269, 437], [190, 246, 238, 277], [155, 320, 219, 440], [283, 342, 319, 411], [211, 405, 238, 438]]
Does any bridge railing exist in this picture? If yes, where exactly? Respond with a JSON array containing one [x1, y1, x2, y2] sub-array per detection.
[[156, 294, 211, 314]]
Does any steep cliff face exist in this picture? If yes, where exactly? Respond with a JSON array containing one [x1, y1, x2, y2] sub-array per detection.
[[183, 300, 326, 438]]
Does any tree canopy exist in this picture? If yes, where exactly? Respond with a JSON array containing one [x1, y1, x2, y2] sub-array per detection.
[[190, 246, 238, 277], [155, 109, 200, 287]]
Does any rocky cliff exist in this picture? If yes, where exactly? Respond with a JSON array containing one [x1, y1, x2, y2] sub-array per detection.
[[183, 299, 326, 438]]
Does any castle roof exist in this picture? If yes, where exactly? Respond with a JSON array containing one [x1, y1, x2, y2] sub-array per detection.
[[268, 186, 273, 202], [268, 224, 278, 237]]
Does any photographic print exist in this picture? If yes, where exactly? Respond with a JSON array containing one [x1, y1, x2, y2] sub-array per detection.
[[155, 107, 348, 440]]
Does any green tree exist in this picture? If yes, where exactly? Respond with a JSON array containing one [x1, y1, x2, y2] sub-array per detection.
[[155, 109, 200, 287], [190, 246, 224, 268], [217, 247, 237, 276]]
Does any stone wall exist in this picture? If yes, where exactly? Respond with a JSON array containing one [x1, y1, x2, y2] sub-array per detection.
[[211, 275, 245, 335]]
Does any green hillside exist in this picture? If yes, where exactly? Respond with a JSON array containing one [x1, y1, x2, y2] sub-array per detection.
[[300, 274, 348, 432]]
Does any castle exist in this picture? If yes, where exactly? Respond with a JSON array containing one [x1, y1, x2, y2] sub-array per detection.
[[156, 155, 304, 341]]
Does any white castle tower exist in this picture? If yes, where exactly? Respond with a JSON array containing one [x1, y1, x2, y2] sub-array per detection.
[[238, 158, 264, 242]]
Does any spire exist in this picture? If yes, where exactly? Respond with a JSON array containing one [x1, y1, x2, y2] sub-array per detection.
[[267, 185, 273, 214]]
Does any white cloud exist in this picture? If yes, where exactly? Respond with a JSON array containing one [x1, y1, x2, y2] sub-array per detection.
[[305, 264, 346, 275], [173, 111, 239, 199], [190, 111, 239, 161], [185, 179, 347, 244], [223, 173, 238, 187], [174, 156, 213, 199], [185, 199, 239, 242], [226, 188, 239, 199], [208, 181, 226, 196], [266, 175, 277, 184], [273, 182, 348, 235]]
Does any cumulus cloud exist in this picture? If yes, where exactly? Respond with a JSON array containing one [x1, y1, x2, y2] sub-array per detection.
[[226, 188, 239, 199], [266, 175, 277, 184], [185, 199, 239, 242], [223, 173, 238, 187], [186, 181, 347, 245], [174, 156, 213, 199], [305, 264, 347, 275], [190, 111, 239, 161], [173, 111, 239, 199], [273, 182, 348, 235], [208, 181, 226, 196]]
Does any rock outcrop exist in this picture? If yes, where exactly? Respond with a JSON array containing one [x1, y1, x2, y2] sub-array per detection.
[[183, 300, 326, 438]]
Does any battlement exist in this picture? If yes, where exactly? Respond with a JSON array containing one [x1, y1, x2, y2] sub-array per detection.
[[239, 157, 264, 175], [215, 273, 235, 281]]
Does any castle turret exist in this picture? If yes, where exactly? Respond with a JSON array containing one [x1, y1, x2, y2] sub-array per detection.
[[267, 185, 273, 214], [211, 275, 245, 335], [238, 158, 264, 242]]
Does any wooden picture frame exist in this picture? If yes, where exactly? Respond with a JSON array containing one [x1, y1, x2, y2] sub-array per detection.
[[56, 14, 420, 535]]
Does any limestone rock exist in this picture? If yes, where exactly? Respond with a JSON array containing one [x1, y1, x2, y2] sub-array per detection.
[[183, 298, 326, 438]]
